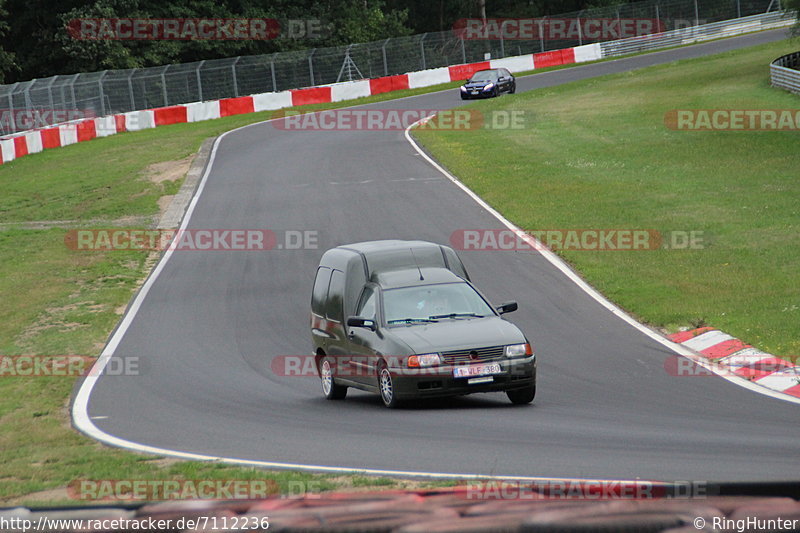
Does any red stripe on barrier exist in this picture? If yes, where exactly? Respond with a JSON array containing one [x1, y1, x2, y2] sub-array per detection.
[[14, 136, 28, 158], [734, 357, 794, 380], [291, 87, 332, 106], [701, 339, 750, 359], [154, 105, 188, 126], [115, 115, 127, 133], [76, 119, 97, 142], [219, 96, 255, 117], [668, 327, 715, 344], [785, 384, 800, 398], [0, 144, 3, 164], [41, 128, 61, 149], [561, 47, 576, 65], [369, 75, 410, 95], [448, 61, 491, 81], [534, 50, 567, 68]]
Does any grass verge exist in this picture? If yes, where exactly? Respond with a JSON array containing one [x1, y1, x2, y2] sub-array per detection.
[[0, 80, 493, 506], [413, 38, 800, 355]]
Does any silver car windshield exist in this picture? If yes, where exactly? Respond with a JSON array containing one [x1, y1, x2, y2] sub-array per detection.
[[383, 282, 494, 324]]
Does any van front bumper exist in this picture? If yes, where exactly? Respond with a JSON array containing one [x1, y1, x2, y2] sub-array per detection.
[[387, 355, 536, 400]]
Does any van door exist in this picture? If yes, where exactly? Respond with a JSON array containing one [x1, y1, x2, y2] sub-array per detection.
[[345, 285, 381, 387]]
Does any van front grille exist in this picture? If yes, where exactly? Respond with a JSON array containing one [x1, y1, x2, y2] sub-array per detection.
[[441, 345, 504, 365]]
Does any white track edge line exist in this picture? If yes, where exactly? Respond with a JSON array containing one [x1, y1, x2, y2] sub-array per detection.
[[403, 119, 800, 407], [71, 38, 798, 482]]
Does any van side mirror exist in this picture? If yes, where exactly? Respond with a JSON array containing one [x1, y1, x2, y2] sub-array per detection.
[[347, 316, 376, 331], [496, 301, 518, 315]]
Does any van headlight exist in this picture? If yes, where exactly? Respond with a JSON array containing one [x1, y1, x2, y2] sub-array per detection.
[[408, 353, 441, 367], [505, 343, 532, 358]]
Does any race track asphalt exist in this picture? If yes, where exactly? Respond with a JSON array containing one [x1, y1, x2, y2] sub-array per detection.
[[78, 28, 800, 481]]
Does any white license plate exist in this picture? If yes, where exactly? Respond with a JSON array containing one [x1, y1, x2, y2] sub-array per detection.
[[454, 363, 502, 379], [471, 91, 479, 94]]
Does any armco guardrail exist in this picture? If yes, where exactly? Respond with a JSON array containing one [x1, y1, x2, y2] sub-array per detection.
[[771, 51, 800, 93], [0, 12, 795, 166], [0, 0, 787, 136], [600, 11, 793, 57]]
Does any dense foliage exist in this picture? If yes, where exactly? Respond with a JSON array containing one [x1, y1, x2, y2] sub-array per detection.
[[1, 0, 790, 83]]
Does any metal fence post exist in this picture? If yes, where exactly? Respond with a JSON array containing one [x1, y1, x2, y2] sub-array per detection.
[[270, 54, 277, 92], [127, 69, 136, 111], [46, 76, 56, 115], [196, 61, 204, 101], [420, 33, 427, 70], [160, 67, 168, 107], [736, 0, 741, 17], [577, 12, 583, 45], [538, 18, 545, 53], [460, 37, 466, 64], [694, 0, 699, 26], [24, 80, 34, 110], [69, 74, 78, 109], [655, 4, 661, 31], [232, 57, 240, 97], [382, 38, 390, 77], [98, 71, 108, 115], [308, 49, 316, 86], [7, 82, 18, 132]]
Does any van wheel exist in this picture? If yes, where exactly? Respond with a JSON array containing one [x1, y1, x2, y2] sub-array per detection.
[[507, 384, 535, 405], [320, 357, 347, 400], [378, 365, 400, 408]]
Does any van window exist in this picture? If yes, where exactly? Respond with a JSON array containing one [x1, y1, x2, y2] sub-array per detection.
[[311, 267, 331, 315], [325, 269, 345, 322], [356, 287, 377, 321]]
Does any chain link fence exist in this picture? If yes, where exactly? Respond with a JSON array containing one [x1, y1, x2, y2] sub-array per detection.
[[0, 0, 788, 136]]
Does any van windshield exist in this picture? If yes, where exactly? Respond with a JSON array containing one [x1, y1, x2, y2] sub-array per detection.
[[383, 282, 494, 324]]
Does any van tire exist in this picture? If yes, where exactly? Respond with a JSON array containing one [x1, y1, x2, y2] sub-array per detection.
[[320, 357, 347, 400], [378, 365, 400, 408]]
